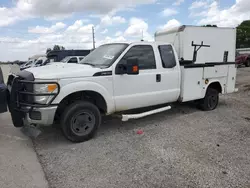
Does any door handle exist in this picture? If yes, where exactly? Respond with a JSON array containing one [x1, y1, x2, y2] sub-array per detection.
[[156, 74, 161, 82]]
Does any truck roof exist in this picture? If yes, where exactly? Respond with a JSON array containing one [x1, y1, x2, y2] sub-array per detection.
[[104, 41, 172, 46], [155, 25, 236, 37]]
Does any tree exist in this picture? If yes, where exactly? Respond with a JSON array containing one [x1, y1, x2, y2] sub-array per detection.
[[203, 24, 217, 27], [46, 48, 52, 54], [53, 45, 61, 51], [236, 20, 250, 48], [52, 45, 65, 51]]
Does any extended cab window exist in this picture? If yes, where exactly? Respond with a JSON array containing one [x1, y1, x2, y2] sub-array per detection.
[[68, 57, 78, 63], [158, 45, 176, 68], [122, 45, 156, 69]]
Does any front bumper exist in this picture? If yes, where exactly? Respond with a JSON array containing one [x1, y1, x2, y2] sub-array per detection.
[[7, 72, 60, 127], [23, 106, 57, 126]]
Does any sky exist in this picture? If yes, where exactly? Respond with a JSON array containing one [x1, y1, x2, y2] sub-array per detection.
[[0, 0, 249, 61]]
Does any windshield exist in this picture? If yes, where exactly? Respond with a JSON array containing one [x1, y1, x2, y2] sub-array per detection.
[[25, 60, 33, 66], [79, 43, 128, 67], [61, 56, 71, 63]]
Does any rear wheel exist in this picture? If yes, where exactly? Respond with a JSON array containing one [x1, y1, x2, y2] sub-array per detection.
[[245, 59, 250, 67], [61, 101, 101, 142], [199, 88, 219, 111]]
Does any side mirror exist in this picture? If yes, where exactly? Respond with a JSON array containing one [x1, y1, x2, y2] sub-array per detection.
[[115, 58, 139, 75], [126, 58, 139, 75]]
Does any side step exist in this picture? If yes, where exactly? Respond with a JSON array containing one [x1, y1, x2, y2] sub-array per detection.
[[122, 106, 171, 122]]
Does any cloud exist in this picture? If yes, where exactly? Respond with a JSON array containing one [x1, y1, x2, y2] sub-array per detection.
[[28, 22, 66, 34], [0, 0, 157, 26], [0, 2, 33, 27], [115, 31, 123, 37], [125, 18, 148, 37], [65, 20, 92, 33], [173, 0, 184, 6], [159, 19, 181, 30], [100, 29, 108, 34], [189, 1, 208, 10], [124, 17, 153, 41], [98, 36, 127, 45], [162, 8, 178, 17], [100, 15, 126, 25], [0, 20, 96, 61], [197, 0, 250, 27]]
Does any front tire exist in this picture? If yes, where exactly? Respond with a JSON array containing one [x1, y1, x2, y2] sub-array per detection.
[[61, 101, 101, 142], [199, 88, 219, 111]]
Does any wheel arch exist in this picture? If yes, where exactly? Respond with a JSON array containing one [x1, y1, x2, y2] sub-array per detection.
[[202, 81, 223, 99], [207, 81, 222, 93], [52, 81, 115, 115]]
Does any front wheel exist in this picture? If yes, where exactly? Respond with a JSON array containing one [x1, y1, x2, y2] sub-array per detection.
[[199, 88, 219, 111], [61, 101, 101, 142]]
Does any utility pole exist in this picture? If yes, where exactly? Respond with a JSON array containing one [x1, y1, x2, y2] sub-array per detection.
[[92, 26, 96, 49], [141, 30, 144, 41]]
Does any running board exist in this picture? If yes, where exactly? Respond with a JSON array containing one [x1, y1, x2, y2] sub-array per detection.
[[122, 106, 171, 122]]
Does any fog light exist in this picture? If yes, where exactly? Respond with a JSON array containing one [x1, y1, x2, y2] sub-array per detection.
[[29, 111, 41, 120]]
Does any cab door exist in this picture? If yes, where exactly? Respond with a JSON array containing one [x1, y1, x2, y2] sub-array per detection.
[[112, 44, 180, 111]]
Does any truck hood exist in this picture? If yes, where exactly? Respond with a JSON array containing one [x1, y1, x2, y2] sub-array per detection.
[[26, 63, 101, 79]]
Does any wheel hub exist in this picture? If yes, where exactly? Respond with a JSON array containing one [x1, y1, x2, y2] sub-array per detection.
[[71, 111, 96, 136]]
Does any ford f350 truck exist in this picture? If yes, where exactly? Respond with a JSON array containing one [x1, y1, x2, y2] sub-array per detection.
[[6, 26, 237, 142]]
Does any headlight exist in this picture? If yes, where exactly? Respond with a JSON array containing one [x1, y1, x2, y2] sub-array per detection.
[[33, 83, 58, 104]]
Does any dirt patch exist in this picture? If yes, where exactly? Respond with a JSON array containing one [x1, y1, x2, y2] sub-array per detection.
[[243, 84, 250, 92]]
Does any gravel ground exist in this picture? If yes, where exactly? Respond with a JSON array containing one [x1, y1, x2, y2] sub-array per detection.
[[33, 67, 250, 188]]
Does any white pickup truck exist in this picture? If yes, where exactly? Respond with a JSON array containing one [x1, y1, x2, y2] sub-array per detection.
[[6, 26, 237, 142]]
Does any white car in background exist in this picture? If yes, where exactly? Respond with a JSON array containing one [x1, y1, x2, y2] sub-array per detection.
[[61, 56, 85, 64], [31, 57, 49, 67], [20, 59, 36, 70]]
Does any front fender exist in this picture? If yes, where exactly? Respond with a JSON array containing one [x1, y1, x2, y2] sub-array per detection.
[[52, 81, 115, 114]]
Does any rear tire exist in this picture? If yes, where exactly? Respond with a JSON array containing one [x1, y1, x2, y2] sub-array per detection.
[[61, 101, 101, 142], [199, 88, 219, 111], [245, 59, 250, 67]]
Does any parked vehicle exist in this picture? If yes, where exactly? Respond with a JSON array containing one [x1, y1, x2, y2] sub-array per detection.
[[0, 66, 7, 113], [47, 50, 91, 63], [20, 57, 49, 70], [20, 59, 36, 70], [60, 56, 85, 64], [236, 54, 250, 67], [32, 57, 49, 67], [6, 26, 237, 142]]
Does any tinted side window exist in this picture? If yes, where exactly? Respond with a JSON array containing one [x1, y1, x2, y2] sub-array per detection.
[[79, 57, 84, 61], [122, 45, 156, 69], [36, 60, 43, 65], [68, 57, 78, 63], [158, 45, 176, 68]]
